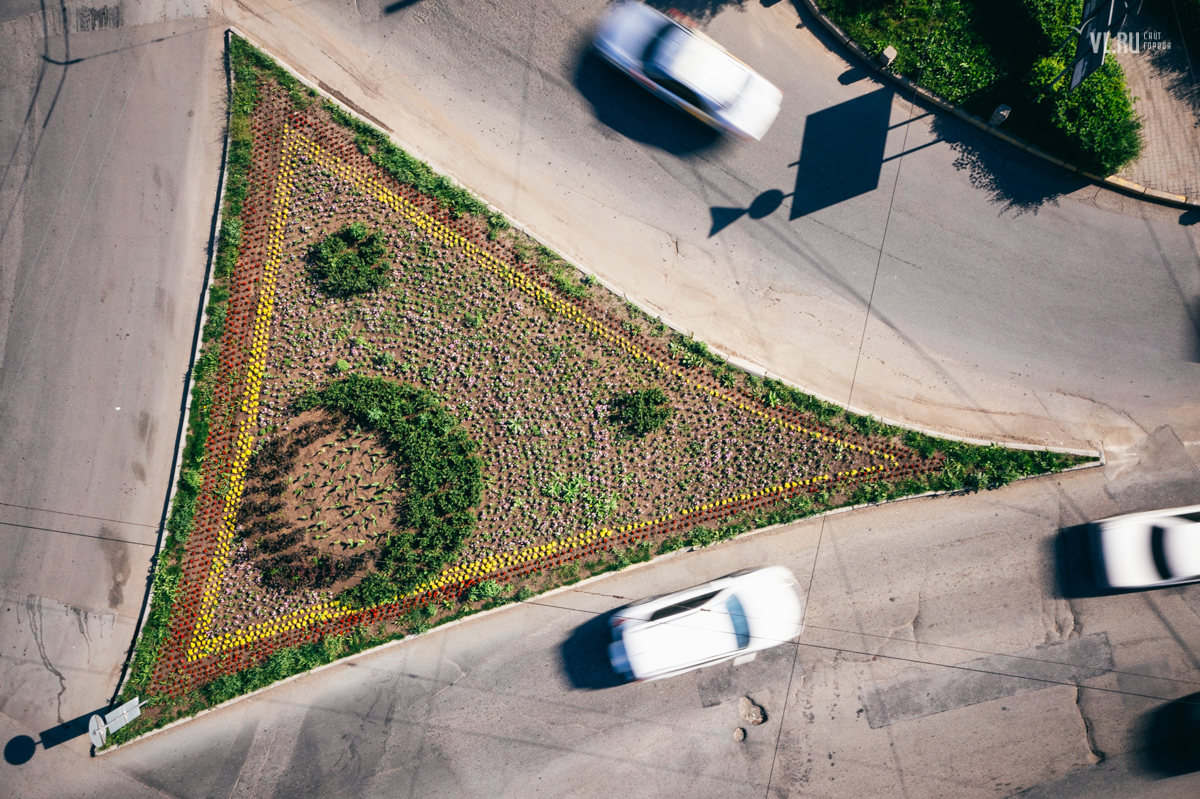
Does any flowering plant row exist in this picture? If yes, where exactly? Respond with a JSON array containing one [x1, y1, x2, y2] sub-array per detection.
[[108, 36, 1089, 743]]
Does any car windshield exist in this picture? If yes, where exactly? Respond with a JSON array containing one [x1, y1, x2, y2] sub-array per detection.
[[643, 25, 749, 109], [650, 590, 719, 621], [726, 594, 751, 649]]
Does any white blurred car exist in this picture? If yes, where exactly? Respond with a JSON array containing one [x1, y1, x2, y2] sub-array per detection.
[[608, 566, 802, 682], [593, 1, 783, 141], [1091, 505, 1200, 589]]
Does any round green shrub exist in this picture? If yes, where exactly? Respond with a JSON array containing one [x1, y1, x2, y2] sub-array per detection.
[[309, 222, 392, 296], [612, 387, 674, 437]]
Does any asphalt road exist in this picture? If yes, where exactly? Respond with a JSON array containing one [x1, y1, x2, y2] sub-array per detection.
[[1, 0, 1199, 796], [0, 0, 221, 762], [27, 458, 1200, 799]]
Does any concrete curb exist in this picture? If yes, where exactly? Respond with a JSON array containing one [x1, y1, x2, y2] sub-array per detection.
[[94, 447, 1100, 756], [799, 0, 1200, 211]]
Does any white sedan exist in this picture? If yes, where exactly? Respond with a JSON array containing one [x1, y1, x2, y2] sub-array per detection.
[[593, 1, 783, 141], [1091, 504, 1200, 589], [608, 566, 802, 682]]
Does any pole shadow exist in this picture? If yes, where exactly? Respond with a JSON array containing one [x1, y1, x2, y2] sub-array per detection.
[[790, 87, 893, 219], [383, 0, 423, 13], [574, 49, 723, 155], [560, 610, 626, 690], [1132, 692, 1200, 777], [3, 707, 106, 764]]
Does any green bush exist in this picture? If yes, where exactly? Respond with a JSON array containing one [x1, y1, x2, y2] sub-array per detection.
[[1031, 56, 1143, 174], [467, 579, 502, 602], [309, 222, 392, 297], [612, 387, 674, 437]]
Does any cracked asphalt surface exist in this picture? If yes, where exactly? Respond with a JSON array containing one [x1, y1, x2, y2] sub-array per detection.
[[1, 0, 1199, 796]]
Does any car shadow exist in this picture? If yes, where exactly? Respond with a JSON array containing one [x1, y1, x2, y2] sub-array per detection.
[[1132, 692, 1200, 777], [1053, 524, 1115, 599], [573, 49, 723, 155], [560, 610, 626, 690]]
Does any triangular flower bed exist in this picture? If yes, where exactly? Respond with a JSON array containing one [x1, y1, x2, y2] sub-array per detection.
[[108, 36, 1091, 743]]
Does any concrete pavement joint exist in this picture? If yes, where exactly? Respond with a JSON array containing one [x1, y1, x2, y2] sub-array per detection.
[[800, 0, 1200, 211]]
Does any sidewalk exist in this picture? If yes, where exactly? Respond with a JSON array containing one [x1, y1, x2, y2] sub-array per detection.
[[1113, 0, 1200, 198]]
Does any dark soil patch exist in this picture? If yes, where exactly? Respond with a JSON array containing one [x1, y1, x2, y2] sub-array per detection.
[[236, 409, 402, 594]]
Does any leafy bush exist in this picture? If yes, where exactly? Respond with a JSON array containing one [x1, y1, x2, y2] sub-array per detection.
[[308, 222, 392, 297], [486, 212, 509, 241], [467, 579, 502, 602], [1030, 56, 1143, 174], [612, 388, 674, 437]]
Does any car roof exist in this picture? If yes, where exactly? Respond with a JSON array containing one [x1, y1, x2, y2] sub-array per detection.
[[622, 597, 738, 676], [648, 26, 749, 107]]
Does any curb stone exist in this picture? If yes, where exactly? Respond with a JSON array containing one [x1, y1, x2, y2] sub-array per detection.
[[103, 29, 239, 718], [94, 450, 1101, 756], [798, 0, 1200, 211]]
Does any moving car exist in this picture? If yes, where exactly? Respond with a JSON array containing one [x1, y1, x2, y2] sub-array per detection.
[[1090, 504, 1200, 589], [592, 1, 783, 141], [608, 566, 802, 682]]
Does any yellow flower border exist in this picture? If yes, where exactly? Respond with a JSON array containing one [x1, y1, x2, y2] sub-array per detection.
[[185, 124, 895, 660]]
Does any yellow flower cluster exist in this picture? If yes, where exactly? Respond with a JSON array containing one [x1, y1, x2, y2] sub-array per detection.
[[427, 472, 896, 591], [200, 602, 353, 657]]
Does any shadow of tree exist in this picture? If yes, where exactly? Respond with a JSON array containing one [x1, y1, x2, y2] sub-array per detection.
[[929, 113, 1077, 216], [1135, 0, 1200, 125]]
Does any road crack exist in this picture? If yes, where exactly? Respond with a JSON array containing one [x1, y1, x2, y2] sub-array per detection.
[[1074, 685, 1105, 763]]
